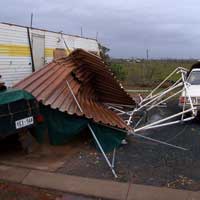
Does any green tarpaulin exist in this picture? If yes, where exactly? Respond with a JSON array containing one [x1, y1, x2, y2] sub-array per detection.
[[36, 105, 88, 145], [90, 123, 125, 152], [0, 88, 34, 105], [36, 105, 126, 153]]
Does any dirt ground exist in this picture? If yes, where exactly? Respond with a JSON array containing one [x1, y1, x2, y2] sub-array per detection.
[[1, 100, 200, 192], [0, 180, 100, 200]]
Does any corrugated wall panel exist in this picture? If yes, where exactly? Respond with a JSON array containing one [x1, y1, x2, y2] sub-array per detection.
[[45, 32, 63, 48], [0, 24, 31, 87], [0, 56, 32, 86], [0, 25, 28, 45], [62, 34, 75, 50], [44, 32, 65, 60], [74, 37, 99, 52]]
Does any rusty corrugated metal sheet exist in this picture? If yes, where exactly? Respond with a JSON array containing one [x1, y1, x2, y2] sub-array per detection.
[[15, 49, 135, 130]]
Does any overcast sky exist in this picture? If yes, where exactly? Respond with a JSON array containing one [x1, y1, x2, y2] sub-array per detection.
[[1, 0, 200, 58]]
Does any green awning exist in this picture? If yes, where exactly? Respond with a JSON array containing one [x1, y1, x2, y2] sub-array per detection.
[[0, 89, 34, 105]]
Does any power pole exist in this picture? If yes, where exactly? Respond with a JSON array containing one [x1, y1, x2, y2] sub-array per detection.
[[146, 49, 149, 60], [30, 13, 33, 28], [81, 27, 83, 37], [96, 32, 99, 40]]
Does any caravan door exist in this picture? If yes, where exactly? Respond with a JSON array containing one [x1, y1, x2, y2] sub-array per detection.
[[32, 34, 45, 70]]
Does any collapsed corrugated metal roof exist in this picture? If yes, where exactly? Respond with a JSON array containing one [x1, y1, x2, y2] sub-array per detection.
[[15, 49, 135, 130]]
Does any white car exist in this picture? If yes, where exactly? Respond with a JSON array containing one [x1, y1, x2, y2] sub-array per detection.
[[179, 68, 200, 110]]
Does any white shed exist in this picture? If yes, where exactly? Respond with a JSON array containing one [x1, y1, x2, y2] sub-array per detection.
[[0, 22, 100, 87]]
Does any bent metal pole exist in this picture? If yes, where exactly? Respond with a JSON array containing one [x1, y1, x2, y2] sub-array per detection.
[[66, 80, 118, 178], [97, 123, 188, 151]]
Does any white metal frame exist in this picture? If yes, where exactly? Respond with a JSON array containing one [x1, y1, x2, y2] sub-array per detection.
[[66, 66, 197, 178], [105, 67, 196, 150], [106, 67, 196, 131], [122, 67, 197, 129]]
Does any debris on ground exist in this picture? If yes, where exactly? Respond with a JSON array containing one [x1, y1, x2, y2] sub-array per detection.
[[167, 175, 193, 188]]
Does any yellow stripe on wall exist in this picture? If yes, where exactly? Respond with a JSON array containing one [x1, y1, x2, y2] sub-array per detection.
[[45, 48, 71, 57], [0, 44, 31, 56], [45, 48, 54, 57], [0, 44, 71, 57]]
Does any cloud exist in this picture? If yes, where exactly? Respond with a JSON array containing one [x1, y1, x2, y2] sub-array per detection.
[[1, 0, 200, 58]]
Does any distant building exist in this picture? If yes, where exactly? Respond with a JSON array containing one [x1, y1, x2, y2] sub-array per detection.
[[135, 59, 141, 63]]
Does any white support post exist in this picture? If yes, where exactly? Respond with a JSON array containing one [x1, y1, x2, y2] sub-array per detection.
[[143, 68, 180, 101], [146, 88, 183, 111], [140, 78, 182, 105], [88, 124, 118, 178], [108, 106, 126, 115], [181, 69, 187, 121], [142, 67, 188, 103], [134, 107, 195, 132], [127, 82, 183, 125], [96, 123, 188, 151], [140, 77, 182, 105], [105, 103, 135, 109], [66, 80, 83, 113], [181, 94, 186, 121], [138, 82, 183, 111], [61, 33, 70, 53], [112, 148, 116, 168], [130, 132, 188, 151], [181, 71, 196, 116], [137, 116, 194, 131]]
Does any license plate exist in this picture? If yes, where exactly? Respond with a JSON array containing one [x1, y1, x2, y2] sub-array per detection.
[[15, 117, 34, 129]]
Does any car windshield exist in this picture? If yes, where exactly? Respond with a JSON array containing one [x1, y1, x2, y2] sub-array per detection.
[[187, 71, 200, 85]]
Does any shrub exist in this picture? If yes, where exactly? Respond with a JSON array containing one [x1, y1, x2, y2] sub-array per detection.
[[110, 63, 127, 81]]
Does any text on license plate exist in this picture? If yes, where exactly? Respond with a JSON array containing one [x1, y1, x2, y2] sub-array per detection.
[[15, 117, 34, 129]]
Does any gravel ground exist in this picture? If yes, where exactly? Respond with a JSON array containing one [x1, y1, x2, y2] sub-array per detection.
[[57, 100, 200, 191]]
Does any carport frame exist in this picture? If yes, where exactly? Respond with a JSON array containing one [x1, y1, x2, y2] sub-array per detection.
[[107, 67, 197, 132], [105, 67, 197, 150], [132, 67, 197, 132]]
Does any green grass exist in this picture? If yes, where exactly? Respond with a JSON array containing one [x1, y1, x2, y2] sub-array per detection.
[[110, 59, 196, 88]]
